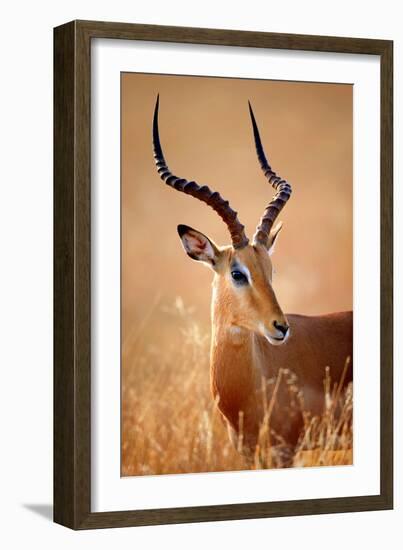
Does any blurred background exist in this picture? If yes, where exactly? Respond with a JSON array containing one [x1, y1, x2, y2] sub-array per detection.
[[121, 72, 353, 476]]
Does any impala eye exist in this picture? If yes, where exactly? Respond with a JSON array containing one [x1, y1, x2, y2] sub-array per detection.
[[231, 270, 248, 285]]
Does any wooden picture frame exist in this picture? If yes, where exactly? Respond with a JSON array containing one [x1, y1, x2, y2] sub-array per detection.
[[54, 20, 393, 529]]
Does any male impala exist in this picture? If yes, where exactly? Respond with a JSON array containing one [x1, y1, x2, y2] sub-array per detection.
[[152, 96, 353, 459]]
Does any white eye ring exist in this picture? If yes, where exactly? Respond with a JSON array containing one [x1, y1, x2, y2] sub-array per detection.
[[230, 263, 251, 286]]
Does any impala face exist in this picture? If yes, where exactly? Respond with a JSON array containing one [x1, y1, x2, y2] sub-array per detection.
[[177, 224, 290, 345], [153, 96, 292, 346]]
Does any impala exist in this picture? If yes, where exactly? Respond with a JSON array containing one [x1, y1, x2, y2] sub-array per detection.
[[152, 96, 353, 460]]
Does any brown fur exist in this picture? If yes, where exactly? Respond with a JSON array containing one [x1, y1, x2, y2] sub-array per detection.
[[211, 310, 353, 451], [180, 232, 353, 456]]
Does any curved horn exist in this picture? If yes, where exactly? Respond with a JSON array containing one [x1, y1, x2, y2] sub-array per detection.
[[248, 101, 292, 247], [153, 95, 249, 249]]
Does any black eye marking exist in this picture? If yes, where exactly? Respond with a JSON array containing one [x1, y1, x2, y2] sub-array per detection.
[[231, 270, 248, 285]]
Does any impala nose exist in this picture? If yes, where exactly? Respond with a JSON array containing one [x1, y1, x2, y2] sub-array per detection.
[[273, 320, 289, 338]]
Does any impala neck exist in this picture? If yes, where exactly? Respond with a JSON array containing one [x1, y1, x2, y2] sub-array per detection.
[[210, 287, 262, 429]]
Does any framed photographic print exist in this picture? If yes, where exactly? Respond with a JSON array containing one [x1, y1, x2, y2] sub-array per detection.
[[54, 20, 393, 529]]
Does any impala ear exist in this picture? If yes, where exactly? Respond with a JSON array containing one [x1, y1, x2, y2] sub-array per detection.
[[267, 222, 283, 255], [177, 225, 221, 269]]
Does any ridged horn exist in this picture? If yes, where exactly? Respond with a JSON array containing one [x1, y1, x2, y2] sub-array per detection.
[[153, 95, 249, 249], [248, 101, 292, 247]]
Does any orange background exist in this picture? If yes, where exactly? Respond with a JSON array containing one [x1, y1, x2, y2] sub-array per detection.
[[121, 72, 352, 339]]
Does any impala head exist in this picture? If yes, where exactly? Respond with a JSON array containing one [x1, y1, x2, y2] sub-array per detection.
[[152, 96, 292, 345]]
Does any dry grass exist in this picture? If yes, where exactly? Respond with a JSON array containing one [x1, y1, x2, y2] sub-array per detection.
[[122, 298, 353, 476]]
